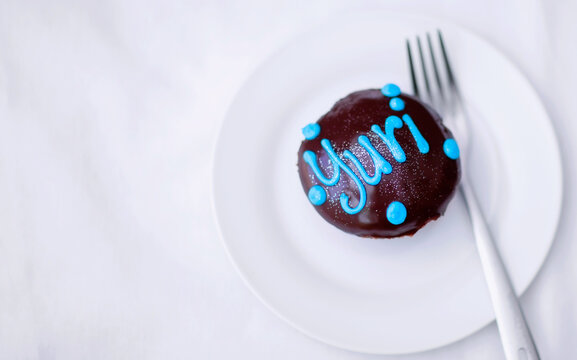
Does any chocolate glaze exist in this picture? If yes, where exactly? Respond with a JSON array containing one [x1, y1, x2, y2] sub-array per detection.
[[297, 89, 461, 238]]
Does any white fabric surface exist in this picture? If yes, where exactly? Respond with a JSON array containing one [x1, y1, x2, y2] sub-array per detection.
[[0, 0, 575, 359]]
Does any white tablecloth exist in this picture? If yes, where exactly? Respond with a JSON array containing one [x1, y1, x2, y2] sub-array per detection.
[[1, 0, 575, 358]]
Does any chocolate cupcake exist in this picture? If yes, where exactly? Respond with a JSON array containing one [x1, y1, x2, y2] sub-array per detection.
[[297, 84, 461, 238]]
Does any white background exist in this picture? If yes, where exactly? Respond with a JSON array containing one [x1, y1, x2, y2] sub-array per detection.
[[0, 0, 576, 359]]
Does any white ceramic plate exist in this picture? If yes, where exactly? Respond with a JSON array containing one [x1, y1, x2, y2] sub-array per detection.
[[212, 11, 562, 355]]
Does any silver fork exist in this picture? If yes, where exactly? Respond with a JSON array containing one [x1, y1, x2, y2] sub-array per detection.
[[407, 31, 540, 360]]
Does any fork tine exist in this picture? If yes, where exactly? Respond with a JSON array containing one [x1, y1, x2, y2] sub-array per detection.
[[426, 32, 444, 101], [416, 36, 432, 101], [406, 40, 420, 98], [437, 30, 456, 88]]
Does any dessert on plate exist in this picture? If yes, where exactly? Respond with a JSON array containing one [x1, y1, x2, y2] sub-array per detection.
[[297, 84, 461, 238]]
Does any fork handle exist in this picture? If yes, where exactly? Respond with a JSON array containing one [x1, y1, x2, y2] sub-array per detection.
[[459, 179, 540, 360]]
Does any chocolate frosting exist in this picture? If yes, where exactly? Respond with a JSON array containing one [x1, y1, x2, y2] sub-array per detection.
[[297, 89, 461, 238]]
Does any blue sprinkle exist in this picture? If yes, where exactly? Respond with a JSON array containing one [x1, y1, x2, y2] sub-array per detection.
[[381, 83, 401, 97], [389, 97, 405, 111], [302, 123, 321, 140], [386, 201, 407, 225], [308, 185, 327, 206], [443, 138, 460, 160]]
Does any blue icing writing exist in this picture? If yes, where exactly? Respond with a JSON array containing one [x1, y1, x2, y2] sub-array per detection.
[[302, 123, 321, 140], [381, 83, 401, 97], [443, 138, 460, 159], [387, 201, 407, 225], [308, 185, 327, 206], [302, 107, 433, 215], [303, 139, 366, 214], [338, 164, 367, 215], [401, 114, 429, 154], [389, 97, 405, 111], [371, 116, 406, 163], [343, 135, 392, 185], [303, 149, 340, 186]]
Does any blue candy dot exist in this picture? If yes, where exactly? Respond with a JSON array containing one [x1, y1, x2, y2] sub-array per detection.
[[381, 83, 401, 97], [443, 138, 460, 160], [308, 185, 327, 206], [389, 97, 405, 111], [386, 201, 407, 225], [302, 123, 321, 140]]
